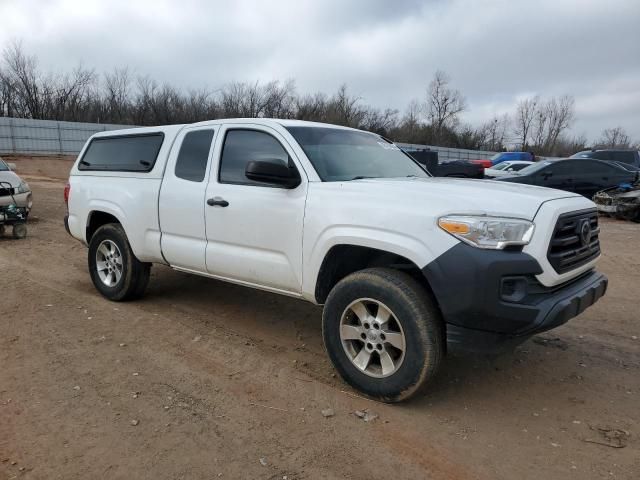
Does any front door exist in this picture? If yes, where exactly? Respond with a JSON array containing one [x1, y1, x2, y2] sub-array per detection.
[[204, 125, 307, 294]]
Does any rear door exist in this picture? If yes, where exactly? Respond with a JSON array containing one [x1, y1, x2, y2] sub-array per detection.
[[559, 160, 632, 197], [203, 124, 307, 294], [537, 161, 575, 191], [159, 126, 217, 272]]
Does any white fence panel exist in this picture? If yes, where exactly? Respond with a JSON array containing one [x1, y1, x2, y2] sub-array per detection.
[[0, 117, 133, 155], [0, 117, 498, 161]]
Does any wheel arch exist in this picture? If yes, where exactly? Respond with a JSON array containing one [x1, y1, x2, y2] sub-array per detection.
[[86, 209, 124, 243], [313, 243, 437, 305]]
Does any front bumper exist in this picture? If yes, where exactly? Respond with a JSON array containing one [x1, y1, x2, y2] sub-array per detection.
[[422, 242, 607, 352]]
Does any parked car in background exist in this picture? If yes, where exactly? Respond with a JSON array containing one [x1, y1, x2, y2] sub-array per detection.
[[570, 149, 640, 171], [484, 160, 533, 179], [490, 151, 535, 165], [594, 181, 640, 222], [0, 157, 33, 212], [469, 152, 533, 169], [470, 158, 493, 168], [497, 158, 638, 198], [406, 150, 484, 178]]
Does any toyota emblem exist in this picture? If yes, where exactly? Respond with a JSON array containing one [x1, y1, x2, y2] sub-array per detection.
[[580, 220, 592, 246]]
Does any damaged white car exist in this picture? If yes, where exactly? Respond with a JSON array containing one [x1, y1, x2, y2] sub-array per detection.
[[594, 181, 640, 222], [0, 157, 33, 213]]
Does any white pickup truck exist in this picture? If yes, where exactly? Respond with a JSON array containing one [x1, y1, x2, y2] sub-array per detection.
[[65, 119, 607, 402]]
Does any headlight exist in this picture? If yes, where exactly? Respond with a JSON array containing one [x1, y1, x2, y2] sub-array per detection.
[[15, 181, 30, 194], [438, 215, 534, 250]]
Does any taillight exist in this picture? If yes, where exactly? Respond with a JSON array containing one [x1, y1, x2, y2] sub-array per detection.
[[64, 182, 70, 205]]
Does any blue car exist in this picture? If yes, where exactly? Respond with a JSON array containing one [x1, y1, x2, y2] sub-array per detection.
[[491, 152, 534, 166]]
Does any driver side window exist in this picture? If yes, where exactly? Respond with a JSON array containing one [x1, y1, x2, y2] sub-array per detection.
[[543, 162, 574, 176], [219, 129, 292, 186]]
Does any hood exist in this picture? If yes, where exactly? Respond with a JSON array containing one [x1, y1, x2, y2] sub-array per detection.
[[0, 170, 22, 188], [318, 177, 580, 220]]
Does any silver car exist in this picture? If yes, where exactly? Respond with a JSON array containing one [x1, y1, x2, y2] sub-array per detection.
[[0, 158, 33, 212]]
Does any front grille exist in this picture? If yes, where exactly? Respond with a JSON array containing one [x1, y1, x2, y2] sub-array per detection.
[[547, 209, 600, 274]]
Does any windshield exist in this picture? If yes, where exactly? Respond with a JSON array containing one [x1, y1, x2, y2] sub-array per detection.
[[285, 126, 428, 181], [570, 151, 595, 159], [517, 161, 552, 175], [491, 162, 510, 171], [0, 160, 9, 171]]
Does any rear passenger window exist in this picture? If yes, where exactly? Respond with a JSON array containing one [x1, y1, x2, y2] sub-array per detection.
[[219, 130, 290, 186], [609, 151, 635, 164], [79, 133, 164, 172], [546, 162, 575, 175], [579, 161, 611, 174], [175, 130, 215, 182]]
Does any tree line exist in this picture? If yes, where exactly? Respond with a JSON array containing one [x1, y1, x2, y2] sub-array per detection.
[[1, 42, 636, 156]]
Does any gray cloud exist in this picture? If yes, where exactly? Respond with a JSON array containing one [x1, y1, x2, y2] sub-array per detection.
[[1, 0, 639, 142]]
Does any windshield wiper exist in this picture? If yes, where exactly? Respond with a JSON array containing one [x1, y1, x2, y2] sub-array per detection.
[[349, 176, 378, 180]]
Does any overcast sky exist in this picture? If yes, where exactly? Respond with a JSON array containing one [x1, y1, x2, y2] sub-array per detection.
[[1, 0, 639, 142]]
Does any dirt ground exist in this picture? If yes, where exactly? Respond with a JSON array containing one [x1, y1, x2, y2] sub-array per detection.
[[1, 161, 639, 479]]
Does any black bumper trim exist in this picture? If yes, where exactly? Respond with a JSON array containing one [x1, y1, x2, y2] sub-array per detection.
[[422, 242, 607, 352]]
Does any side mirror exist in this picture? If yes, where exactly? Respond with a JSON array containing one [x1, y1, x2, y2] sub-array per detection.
[[7, 162, 16, 170], [245, 160, 301, 188], [506, 167, 514, 172]]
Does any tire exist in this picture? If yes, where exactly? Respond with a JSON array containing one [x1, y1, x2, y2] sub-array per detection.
[[88, 223, 151, 301], [322, 267, 444, 403], [12, 223, 27, 239], [0, 224, 5, 236]]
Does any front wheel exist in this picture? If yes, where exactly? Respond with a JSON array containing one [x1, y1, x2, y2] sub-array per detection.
[[88, 223, 150, 301], [322, 268, 444, 403]]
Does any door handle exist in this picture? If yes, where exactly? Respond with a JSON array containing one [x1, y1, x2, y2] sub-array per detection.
[[207, 197, 229, 207]]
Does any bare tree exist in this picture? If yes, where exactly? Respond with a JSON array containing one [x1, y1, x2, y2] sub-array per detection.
[[597, 126, 631, 148], [262, 79, 296, 119], [295, 92, 327, 121], [554, 134, 588, 157], [525, 95, 575, 155], [543, 95, 574, 153], [425, 70, 466, 142], [1, 41, 43, 118], [0, 42, 588, 152], [513, 96, 538, 150], [103, 67, 132, 123], [479, 113, 509, 151], [362, 107, 399, 136], [326, 84, 366, 127]]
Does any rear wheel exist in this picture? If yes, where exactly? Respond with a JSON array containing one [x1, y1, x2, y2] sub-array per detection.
[[88, 223, 150, 301], [322, 268, 444, 403]]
